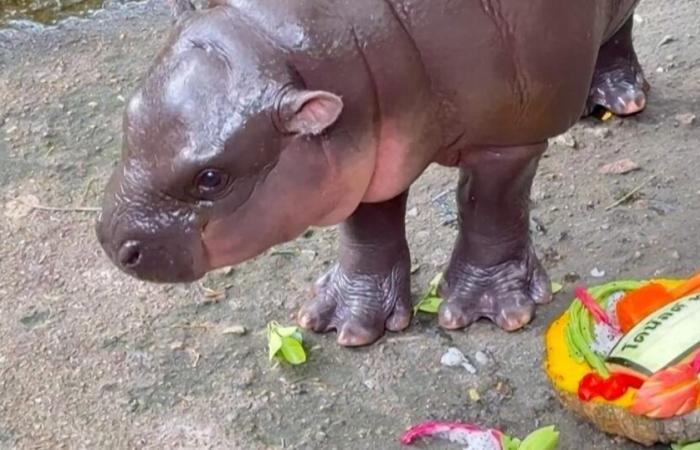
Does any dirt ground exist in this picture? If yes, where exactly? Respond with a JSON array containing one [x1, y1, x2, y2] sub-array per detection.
[[0, 1, 699, 449]]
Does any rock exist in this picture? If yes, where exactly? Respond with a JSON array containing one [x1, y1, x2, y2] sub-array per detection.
[[588, 127, 612, 139], [474, 351, 490, 366], [675, 113, 696, 126], [221, 325, 247, 336], [440, 347, 477, 374], [590, 267, 606, 278], [441, 347, 466, 367], [598, 159, 640, 175], [658, 35, 676, 46], [407, 207, 419, 217], [553, 132, 577, 149]]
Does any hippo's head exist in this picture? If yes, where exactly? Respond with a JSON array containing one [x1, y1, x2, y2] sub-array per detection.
[[96, 2, 376, 283]]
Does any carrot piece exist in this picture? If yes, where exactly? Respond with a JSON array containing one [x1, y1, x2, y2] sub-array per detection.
[[616, 283, 675, 333], [669, 270, 700, 300]]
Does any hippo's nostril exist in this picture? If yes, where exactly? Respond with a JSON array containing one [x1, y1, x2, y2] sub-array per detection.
[[118, 241, 142, 268]]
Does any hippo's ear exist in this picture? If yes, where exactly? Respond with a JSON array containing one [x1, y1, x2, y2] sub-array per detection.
[[167, 0, 195, 20], [278, 89, 344, 136]]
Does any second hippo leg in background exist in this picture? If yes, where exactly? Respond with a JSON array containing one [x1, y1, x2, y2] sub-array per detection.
[[586, 14, 650, 116], [439, 142, 553, 331]]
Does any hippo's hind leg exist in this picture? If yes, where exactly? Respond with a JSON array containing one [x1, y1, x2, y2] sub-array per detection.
[[586, 15, 649, 117], [297, 192, 412, 347], [438, 143, 552, 331]]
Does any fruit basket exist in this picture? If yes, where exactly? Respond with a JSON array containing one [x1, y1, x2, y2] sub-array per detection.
[[544, 272, 700, 446]]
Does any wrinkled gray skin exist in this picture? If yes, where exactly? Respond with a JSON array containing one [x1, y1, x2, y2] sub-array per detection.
[[96, 0, 648, 346]]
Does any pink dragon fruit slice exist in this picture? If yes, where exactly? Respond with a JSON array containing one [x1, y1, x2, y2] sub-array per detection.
[[400, 421, 503, 450]]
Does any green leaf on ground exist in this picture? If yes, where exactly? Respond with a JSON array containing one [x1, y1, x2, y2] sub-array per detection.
[[551, 282, 563, 295], [413, 273, 444, 314], [518, 425, 559, 450], [671, 443, 700, 450], [267, 321, 307, 365]]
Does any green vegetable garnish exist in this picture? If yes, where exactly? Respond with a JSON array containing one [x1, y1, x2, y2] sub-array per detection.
[[562, 280, 642, 376], [267, 321, 306, 365]]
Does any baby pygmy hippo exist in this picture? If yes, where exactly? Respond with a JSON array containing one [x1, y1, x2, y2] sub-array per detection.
[[97, 0, 648, 346]]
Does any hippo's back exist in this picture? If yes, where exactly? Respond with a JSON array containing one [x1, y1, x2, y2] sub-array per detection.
[[386, 0, 638, 146]]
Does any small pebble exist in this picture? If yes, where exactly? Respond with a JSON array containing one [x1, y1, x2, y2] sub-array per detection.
[[658, 35, 676, 46], [440, 347, 477, 374], [221, 325, 247, 336], [441, 347, 466, 367], [474, 351, 490, 366], [553, 132, 577, 148], [590, 267, 606, 278], [675, 113, 696, 126]]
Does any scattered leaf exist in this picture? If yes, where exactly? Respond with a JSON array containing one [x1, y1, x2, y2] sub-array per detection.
[[598, 159, 640, 175], [467, 388, 480, 402], [267, 322, 307, 365], [672, 443, 700, 450], [414, 296, 442, 314], [279, 336, 306, 364], [519, 425, 560, 450], [551, 282, 563, 295], [268, 331, 283, 360], [501, 434, 522, 450], [413, 273, 443, 314]]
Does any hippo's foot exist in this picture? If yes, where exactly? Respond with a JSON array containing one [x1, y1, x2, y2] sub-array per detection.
[[297, 253, 412, 347], [438, 245, 552, 331], [586, 17, 649, 117]]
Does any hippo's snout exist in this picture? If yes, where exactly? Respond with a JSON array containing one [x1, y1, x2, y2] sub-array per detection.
[[96, 174, 209, 284], [97, 215, 208, 283]]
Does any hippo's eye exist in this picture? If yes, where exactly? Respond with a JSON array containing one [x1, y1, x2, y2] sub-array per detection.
[[194, 169, 228, 196]]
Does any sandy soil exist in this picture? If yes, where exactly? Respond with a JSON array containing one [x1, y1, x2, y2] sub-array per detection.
[[1, 1, 699, 449]]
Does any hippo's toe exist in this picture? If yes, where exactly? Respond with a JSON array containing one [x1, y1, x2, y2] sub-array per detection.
[[297, 255, 411, 347], [437, 245, 552, 332]]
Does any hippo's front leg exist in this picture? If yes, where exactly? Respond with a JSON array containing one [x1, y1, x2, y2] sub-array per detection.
[[297, 192, 412, 347], [438, 143, 552, 331]]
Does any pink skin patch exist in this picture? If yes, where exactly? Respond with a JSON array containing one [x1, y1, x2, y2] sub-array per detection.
[[400, 421, 503, 450]]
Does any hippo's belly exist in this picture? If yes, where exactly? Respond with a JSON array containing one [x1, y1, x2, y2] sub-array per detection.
[[396, 0, 636, 146]]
